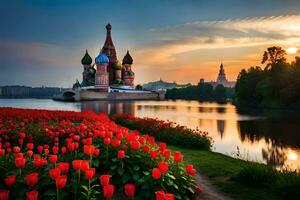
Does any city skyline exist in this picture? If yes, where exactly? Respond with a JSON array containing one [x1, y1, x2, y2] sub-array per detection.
[[2, 0, 300, 87]]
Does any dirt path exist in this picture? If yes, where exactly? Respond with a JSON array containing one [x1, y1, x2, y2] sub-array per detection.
[[194, 173, 232, 200]]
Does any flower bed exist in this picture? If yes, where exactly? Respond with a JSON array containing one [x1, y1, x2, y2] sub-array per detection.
[[0, 108, 200, 200], [112, 114, 212, 150]]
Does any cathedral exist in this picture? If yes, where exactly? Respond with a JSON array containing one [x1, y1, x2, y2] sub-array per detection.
[[74, 23, 135, 91], [200, 63, 236, 88]]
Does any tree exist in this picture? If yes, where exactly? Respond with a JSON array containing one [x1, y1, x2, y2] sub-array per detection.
[[213, 84, 226, 101], [261, 46, 287, 69], [135, 84, 143, 90]]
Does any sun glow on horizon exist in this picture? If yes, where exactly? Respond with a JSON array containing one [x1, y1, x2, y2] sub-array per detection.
[[286, 47, 298, 54]]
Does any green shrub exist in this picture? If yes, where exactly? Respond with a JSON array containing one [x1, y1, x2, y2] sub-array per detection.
[[275, 172, 300, 199], [234, 164, 300, 199], [112, 114, 212, 150], [233, 164, 277, 186]]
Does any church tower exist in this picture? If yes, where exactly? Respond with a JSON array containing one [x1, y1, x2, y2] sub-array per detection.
[[122, 50, 135, 87], [81, 50, 95, 86], [95, 52, 109, 92], [216, 62, 227, 83], [101, 23, 117, 84]]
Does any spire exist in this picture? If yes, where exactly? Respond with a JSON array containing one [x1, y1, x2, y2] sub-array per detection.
[[102, 23, 117, 63], [122, 50, 133, 65], [217, 62, 227, 82]]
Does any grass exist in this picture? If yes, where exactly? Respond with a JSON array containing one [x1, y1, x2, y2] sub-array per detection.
[[168, 145, 295, 200]]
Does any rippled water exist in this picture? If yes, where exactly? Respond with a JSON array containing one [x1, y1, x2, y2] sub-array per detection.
[[1, 99, 299, 171]]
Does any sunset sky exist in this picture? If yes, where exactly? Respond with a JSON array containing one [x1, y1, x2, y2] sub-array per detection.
[[2, 0, 300, 87]]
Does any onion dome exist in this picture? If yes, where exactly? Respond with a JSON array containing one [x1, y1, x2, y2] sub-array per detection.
[[122, 50, 133, 65], [81, 50, 93, 65], [114, 60, 122, 70], [95, 52, 109, 65]]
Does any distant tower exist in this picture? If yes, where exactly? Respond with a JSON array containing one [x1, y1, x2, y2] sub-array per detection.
[[122, 50, 135, 87], [216, 62, 227, 83], [81, 50, 95, 86], [95, 52, 109, 92], [101, 23, 117, 84]]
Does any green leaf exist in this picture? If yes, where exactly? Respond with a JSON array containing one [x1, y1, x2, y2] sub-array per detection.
[[117, 167, 125, 175], [92, 159, 100, 167], [167, 174, 176, 180], [143, 171, 150, 176], [133, 173, 139, 180], [187, 187, 195, 194], [81, 185, 89, 192], [122, 173, 130, 183], [133, 165, 140, 171], [43, 189, 56, 196], [110, 165, 118, 170]]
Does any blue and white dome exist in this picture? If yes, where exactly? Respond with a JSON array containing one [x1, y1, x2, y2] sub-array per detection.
[[95, 52, 109, 65]]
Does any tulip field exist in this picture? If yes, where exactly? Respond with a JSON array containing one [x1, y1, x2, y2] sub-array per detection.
[[0, 108, 200, 200]]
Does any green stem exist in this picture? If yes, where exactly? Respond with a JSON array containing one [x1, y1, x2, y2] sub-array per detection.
[[19, 168, 22, 177], [57, 188, 60, 200], [88, 180, 91, 200]]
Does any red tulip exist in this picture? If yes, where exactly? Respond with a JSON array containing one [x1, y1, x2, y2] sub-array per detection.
[[15, 157, 26, 168], [13, 146, 20, 153], [0, 190, 9, 200], [103, 184, 114, 199], [94, 149, 100, 156], [173, 151, 183, 162], [49, 168, 61, 180], [52, 146, 59, 154], [185, 164, 196, 176], [37, 145, 43, 153], [0, 149, 5, 156], [55, 175, 67, 189], [26, 190, 38, 200], [61, 147, 67, 154], [124, 183, 135, 198], [100, 174, 111, 186], [152, 168, 161, 180], [150, 150, 158, 160], [24, 173, 39, 187], [44, 148, 49, 155], [111, 139, 120, 148], [19, 132, 26, 139], [5, 175, 16, 187], [143, 145, 150, 152], [26, 150, 33, 157], [155, 191, 165, 200], [72, 160, 82, 170], [57, 162, 70, 174], [159, 142, 166, 152], [195, 185, 202, 193], [165, 193, 174, 200], [84, 168, 95, 180], [49, 154, 58, 164], [84, 145, 95, 155], [158, 162, 168, 174], [163, 149, 171, 159], [117, 150, 125, 159], [130, 140, 140, 150], [104, 137, 111, 145], [26, 143, 34, 150]]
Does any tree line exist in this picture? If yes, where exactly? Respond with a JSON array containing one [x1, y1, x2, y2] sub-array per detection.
[[235, 46, 300, 107], [166, 83, 234, 102]]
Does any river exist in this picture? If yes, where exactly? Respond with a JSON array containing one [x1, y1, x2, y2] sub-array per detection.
[[0, 98, 299, 171]]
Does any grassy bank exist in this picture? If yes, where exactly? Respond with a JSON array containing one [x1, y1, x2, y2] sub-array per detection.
[[168, 145, 300, 200]]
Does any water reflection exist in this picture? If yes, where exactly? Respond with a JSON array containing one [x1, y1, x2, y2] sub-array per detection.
[[0, 99, 299, 171]]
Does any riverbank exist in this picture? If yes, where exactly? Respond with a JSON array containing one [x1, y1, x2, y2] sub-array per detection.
[[167, 145, 300, 200]]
